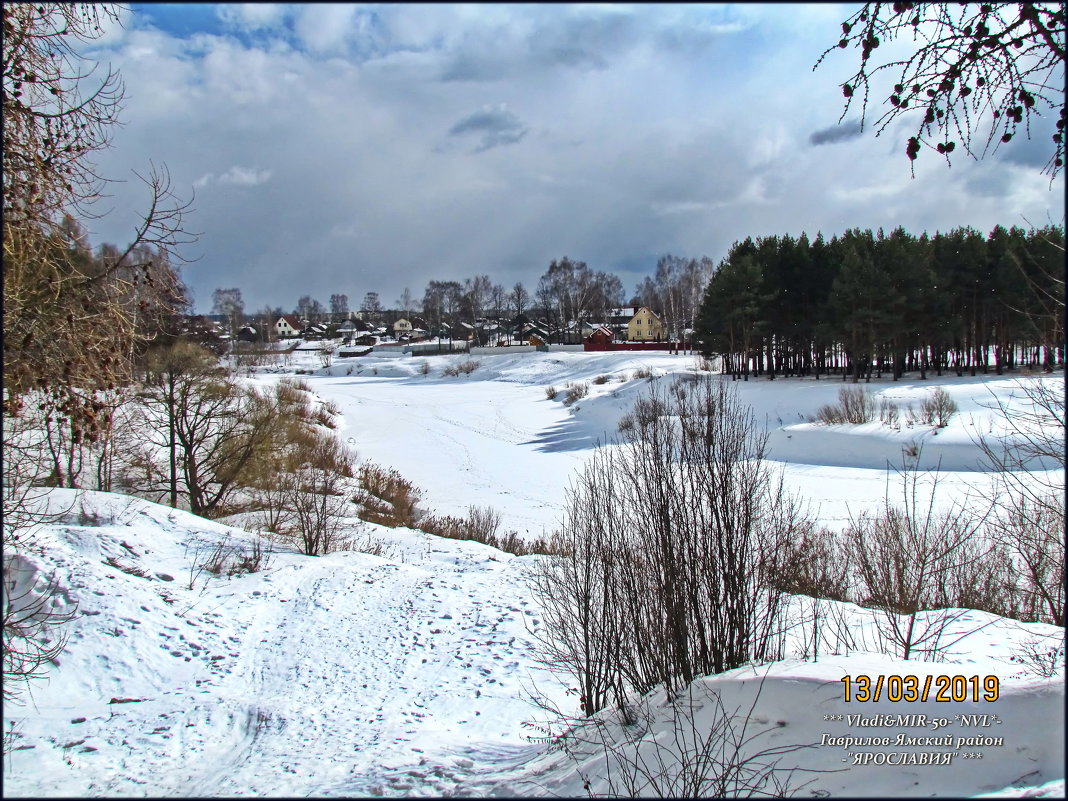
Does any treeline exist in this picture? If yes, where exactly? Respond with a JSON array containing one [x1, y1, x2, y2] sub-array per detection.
[[694, 225, 1065, 382], [218, 254, 718, 346]]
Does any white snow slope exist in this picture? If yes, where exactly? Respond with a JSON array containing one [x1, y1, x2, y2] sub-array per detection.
[[3, 350, 1064, 797]]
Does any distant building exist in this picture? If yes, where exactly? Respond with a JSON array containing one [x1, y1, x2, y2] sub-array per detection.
[[275, 315, 302, 339], [584, 326, 614, 350], [627, 307, 665, 342], [236, 325, 258, 343]]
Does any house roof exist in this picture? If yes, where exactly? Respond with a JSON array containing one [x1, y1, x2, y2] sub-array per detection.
[[630, 307, 662, 321], [277, 314, 301, 329]]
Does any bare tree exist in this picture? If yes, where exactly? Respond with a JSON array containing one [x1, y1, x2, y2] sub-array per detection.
[[139, 341, 223, 508], [136, 347, 277, 518], [295, 295, 326, 323], [815, 3, 1066, 177], [211, 288, 244, 336], [360, 291, 382, 316], [285, 464, 354, 556], [330, 293, 349, 317], [509, 281, 530, 318], [397, 287, 416, 315]]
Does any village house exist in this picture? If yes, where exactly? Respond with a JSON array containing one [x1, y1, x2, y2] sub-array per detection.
[[627, 307, 665, 342], [275, 314, 302, 339], [236, 325, 258, 343], [584, 325, 615, 350]]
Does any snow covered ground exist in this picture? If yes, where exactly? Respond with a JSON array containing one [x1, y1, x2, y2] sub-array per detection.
[[4, 349, 1064, 797]]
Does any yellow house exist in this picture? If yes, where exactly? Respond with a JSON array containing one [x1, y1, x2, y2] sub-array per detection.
[[626, 307, 665, 342]]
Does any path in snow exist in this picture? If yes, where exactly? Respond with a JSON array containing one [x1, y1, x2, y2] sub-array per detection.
[[3, 495, 562, 797]]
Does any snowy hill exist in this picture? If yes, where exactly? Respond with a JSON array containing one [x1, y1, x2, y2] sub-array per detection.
[[4, 353, 1064, 797]]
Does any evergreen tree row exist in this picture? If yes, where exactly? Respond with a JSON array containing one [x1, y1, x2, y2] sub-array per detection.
[[694, 225, 1065, 382]]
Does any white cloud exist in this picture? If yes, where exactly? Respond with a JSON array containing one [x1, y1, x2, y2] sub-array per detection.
[[216, 4, 288, 32], [293, 5, 359, 54], [194, 166, 274, 189]]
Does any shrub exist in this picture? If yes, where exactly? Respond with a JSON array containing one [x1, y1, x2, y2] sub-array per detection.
[[419, 360, 431, 376], [442, 360, 480, 377], [815, 386, 875, 425], [349, 532, 398, 560], [877, 397, 900, 427], [418, 505, 557, 556], [563, 381, 589, 406], [844, 459, 991, 659], [593, 374, 610, 385], [533, 377, 808, 716], [230, 537, 273, 575], [631, 366, 653, 380], [544, 385, 558, 400], [918, 387, 958, 427], [985, 491, 1065, 625], [189, 536, 273, 584], [770, 523, 850, 601], [355, 462, 423, 527], [266, 462, 356, 556]]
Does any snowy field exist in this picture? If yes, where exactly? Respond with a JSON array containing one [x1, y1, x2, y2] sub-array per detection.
[[4, 349, 1064, 797]]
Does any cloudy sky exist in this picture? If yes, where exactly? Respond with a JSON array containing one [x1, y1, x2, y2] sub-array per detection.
[[82, 3, 1064, 314]]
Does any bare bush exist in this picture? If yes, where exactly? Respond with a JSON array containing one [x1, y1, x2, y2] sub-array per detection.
[[974, 376, 1065, 625], [771, 524, 850, 602], [977, 376, 1064, 502], [442, 360, 480, 377], [355, 463, 423, 528], [877, 397, 900, 427], [230, 536, 273, 575], [533, 377, 810, 717], [545, 385, 559, 400], [845, 458, 992, 660], [1008, 632, 1066, 679], [917, 387, 958, 427], [986, 492, 1065, 625], [416, 506, 555, 556], [187, 535, 273, 588], [286, 464, 355, 556], [593, 375, 610, 385], [317, 343, 334, 369], [466, 504, 501, 541], [693, 355, 714, 372], [350, 533, 398, 560], [419, 360, 431, 376], [563, 381, 590, 406], [815, 385, 875, 425], [559, 680, 817, 798], [631, 367, 653, 380]]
